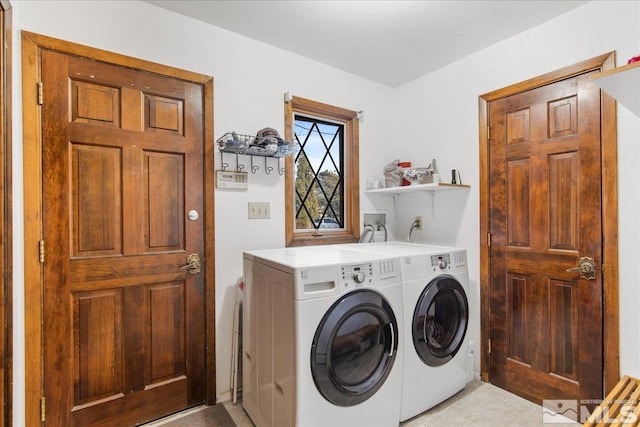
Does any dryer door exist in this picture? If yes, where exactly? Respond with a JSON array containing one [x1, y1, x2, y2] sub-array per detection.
[[413, 275, 468, 366], [311, 289, 398, 407]]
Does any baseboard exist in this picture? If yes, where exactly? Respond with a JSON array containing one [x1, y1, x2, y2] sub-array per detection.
[[216, 390, 232, 403]]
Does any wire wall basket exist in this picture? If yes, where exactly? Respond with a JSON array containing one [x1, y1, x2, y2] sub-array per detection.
[[217, 132, 294, 158], [217, 132, 294, 175]]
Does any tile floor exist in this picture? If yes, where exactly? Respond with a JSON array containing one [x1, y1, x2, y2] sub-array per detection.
[[221, 380, 580, 427]]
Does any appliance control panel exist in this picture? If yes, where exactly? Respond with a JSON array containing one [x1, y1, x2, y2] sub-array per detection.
[[430, 251, 466, 272], [431, 254, 451, 270], [341, 263, 373, 287]]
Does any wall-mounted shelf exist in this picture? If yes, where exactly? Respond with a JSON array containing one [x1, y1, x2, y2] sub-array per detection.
[[366, 183, 470, 217], [366, 182, 470, 196], [591, 60, 640, 117], [219, 151, 286, 175], [217, 131, 294, 175]]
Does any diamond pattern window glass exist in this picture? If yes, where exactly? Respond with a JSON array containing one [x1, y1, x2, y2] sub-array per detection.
[[284, 96, 360, 247], [294, 115, 344, 231]]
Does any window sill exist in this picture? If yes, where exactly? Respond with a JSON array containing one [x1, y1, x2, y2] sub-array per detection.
[[286, 231, 359, 247]]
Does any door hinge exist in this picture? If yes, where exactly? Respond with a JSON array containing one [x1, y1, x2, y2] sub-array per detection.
[[487, 232, 491, 247], [39, 240, 45, 264], [37, 82, 43, 105], [488, 338, 492, 355], [40, 397, 45, 422]]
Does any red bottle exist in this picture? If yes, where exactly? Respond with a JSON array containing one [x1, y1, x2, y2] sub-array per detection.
[[398, 161, 412, 186]]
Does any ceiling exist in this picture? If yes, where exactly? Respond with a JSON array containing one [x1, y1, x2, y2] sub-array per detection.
[[147, 0, 589, 87]]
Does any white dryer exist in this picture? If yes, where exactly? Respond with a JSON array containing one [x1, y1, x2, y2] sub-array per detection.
[[344, 242, 471, 421], [242, 246, 404, 427]]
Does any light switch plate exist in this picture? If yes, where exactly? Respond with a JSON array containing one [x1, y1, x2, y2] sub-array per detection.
[[248, 202, 270, 219]]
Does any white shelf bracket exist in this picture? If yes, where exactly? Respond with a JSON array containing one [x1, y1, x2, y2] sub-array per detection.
[[392, 194, 398, 219], [364, 182, 470, 219], [431, 191, 436, 216]]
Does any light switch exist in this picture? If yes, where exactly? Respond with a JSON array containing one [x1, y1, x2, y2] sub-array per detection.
[[248, 202, 270, 219]]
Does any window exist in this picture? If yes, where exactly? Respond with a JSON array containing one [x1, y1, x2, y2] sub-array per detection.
[[285, 96, 360, 246], [294, 116, 343, 230]]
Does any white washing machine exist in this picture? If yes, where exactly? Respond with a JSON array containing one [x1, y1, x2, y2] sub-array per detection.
[[343, 242, 471, 421], [242, 246, 404, 427]]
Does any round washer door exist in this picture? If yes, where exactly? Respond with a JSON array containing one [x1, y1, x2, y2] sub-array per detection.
[[311, 289, 398, 407], [412, 275, 468, 366]]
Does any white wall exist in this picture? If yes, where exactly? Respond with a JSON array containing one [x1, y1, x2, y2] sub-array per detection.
[[10, 0, 395, 421], [9, 0, 640, 423], [391, 0, 640, 380]]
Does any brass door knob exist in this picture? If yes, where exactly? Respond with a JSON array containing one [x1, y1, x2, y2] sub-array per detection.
[[566, 256, 596, 280], [180, 253, 201, 275]]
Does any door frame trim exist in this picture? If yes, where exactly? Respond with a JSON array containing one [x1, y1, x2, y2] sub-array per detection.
[[478, 52, 619, 395], [1, 2, 11, 426], [21, 31, 216, 425]]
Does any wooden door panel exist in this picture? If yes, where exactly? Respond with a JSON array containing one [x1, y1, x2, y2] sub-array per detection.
[[71, 80, 121, 126], [73, 289, 124, 406], [506, 159, 530, 247], [489, 71, 603, 404], [144, 151, 184, 252], [146, 94, 184, 134], [69, 124, 188, 151], [70, 254, 189, 290], [504, 253, 579, 398], [548, 95, 578, 138], [506, 273, 529, 363], [505, 358, 579, 398], [146, 282, 186, 384], [506, 108, 530, 144], [68, 55, 192, 101], [549, 279, 579, 380], [42, 48, 205, 425], [71, 381, 188, 427], [516, 274, 549, 372], [548, 152, 578, 251], [71, 143, 123, 257], [505, 139, 580, 161]]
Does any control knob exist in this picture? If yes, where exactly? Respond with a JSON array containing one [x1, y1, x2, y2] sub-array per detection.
[[353, 271, 366, 284], [438, 259, 448, 270]]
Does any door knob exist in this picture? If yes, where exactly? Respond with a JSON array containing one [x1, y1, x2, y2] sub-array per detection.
[[566, 256, 596, 280], [180, 253, 201, 275]]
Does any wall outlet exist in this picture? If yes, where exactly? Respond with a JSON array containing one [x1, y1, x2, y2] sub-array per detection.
[[248, 202, 270, 219], [414, 216, 422, 230], [363, 213, 386, 230]]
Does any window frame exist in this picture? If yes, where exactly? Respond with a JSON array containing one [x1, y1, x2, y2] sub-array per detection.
[[285, 96, 359, 247]]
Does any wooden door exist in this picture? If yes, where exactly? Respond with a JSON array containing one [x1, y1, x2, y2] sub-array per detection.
[[487, 71, 603, 403], [41, 50, 205, 426]]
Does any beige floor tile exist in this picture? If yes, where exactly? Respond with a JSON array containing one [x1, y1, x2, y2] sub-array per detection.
[[223, 400, 255, 426], [151, 380, 584, 426], [401, 380, 581, 427]]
